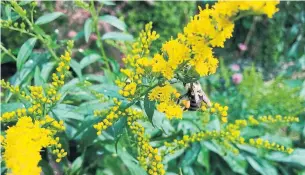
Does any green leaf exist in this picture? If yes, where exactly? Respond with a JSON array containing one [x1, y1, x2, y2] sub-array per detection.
[[90, 84, 122, 98], [33, 25, 46, 36], [10, 12, 20, 22], [182, 166, 195, 175], [19, 1, 32, 6], [1, 53, 14, 64], [38, 160, 54, 175], [34, 66, 44, 86], [246, 156, 278, 175], [108, 58, 120, 73], [70, 156, 83, 173], [80, 53, 101, 69], [287, 41, 299, 58], [1, 103, 24, 114], [17, 38, 37, 70], [5, 5, 11, 20], [143, 94, 155, 126], [99, 15, 126, 31], [84, 18, 93, 42], [11, 52, 50, 87], [72, 115, 100, 140], [117, 144, 147, 175], [70, 59, 83, 80], [102, 32, 134, 41], [81, 125, 98, 148], [41, 62, 56, 82], [223, 153, 247, 175], [35, 12, 64, 25], [103, 69, 116, 84], [76, 101, 112, 115], [180, 142, 201, 167], [107, 117, 127, 139], [83, 74, 107, 83], [197, 146, 210, 172], [266, 148, 305, 167], [52, 104, 84, 121], [97, 0, 115, 5]]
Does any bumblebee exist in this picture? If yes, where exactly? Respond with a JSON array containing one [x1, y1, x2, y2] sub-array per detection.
[[179, 81, 211, 111]]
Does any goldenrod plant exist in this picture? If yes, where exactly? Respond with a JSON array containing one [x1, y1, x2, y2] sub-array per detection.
[[1, 43, 73, 174], [1, 1, 304, 175]]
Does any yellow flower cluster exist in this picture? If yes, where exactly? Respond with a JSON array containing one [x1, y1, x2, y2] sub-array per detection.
[[203, 102, 229, 123], [52, 51, 71, 89], [249, 138, 294, 154], [148, 83, 182, 119], [117, 22, 159, 99], [164, 129, 243, 155], [0, 80, 30, 101], [258, 115, 299, 123], [248, 115, 299, 125], [2, 117, 60, 175], [1, 108, 26, 122], [1, 42, 74, 174], [93, 98, 122, 135], [164, 102, 298, 156], [38, 115, 65, 132], [37, 115, 66, 162], [126, 108, 165, 175], [115, 2, 279, 125], [165, 126, 293, 157], [0, 80, 20, 93], [151, 39, 190, 79], [149, 1, 278, 78]]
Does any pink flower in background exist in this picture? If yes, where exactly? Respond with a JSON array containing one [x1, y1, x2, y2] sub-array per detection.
[[90, 34, 98, 41], [230, 64, 240, 72], [238, 43, 248, 51], [232, 73, 243, 85], [68, 30, 77, 38]]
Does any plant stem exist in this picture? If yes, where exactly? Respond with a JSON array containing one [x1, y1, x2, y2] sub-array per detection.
[[15, 6, 60, 60], [6, 26, 36, 37], [0, 44, 17, 61], [30, 6, 35, 23], [231, 11, 258, 22], [240, 16, 259, 57], [90, 0, 111, 70]]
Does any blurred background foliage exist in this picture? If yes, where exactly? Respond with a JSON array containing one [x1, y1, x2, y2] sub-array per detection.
[[1, 1, 305, 175], [120, 1, 196, 53]]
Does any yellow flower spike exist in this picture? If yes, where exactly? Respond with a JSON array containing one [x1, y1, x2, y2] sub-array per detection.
[[3, 116, 65, 175], [210, 108, 216, 113], [221, 117, 228, 123]]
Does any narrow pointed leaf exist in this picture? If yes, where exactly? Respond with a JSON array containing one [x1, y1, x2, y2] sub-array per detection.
[[17, 38, 37, 70], [35, 12, 64, 25]]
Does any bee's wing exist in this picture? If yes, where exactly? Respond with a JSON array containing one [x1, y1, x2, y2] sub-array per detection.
[[198, 91, 211, 107]]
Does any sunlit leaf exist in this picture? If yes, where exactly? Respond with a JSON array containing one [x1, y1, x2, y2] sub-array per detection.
[[35, 12, 64, 25], [17, 38, 37, 70]]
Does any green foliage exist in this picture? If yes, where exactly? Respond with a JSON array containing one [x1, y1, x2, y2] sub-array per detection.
[[207, 63, 305, 174], [121, 1, 196, 53], [211, 65, 304, 118], [239, 67, 304, 116]]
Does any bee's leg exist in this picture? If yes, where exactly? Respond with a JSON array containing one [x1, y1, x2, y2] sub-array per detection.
[[177, 93, 190, 111], [177, 93, 188, 104]]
